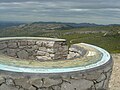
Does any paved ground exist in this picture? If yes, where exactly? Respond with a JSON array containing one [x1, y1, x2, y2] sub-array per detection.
[[109, 54, 120, 90]]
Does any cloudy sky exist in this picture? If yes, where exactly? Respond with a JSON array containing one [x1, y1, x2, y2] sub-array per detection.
[[0, 0, 120, 24]]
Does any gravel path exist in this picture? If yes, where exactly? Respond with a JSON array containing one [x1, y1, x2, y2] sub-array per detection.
[[109, 54, 120, 90]]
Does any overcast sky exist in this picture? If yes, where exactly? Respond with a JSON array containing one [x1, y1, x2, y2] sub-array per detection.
[[0, 0, 120, 24]]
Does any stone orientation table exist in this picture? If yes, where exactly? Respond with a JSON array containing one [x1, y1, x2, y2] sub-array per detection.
[[0, 37, 113, 90]]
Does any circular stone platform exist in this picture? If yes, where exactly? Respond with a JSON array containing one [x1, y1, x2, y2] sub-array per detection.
[[0, 37, 113, 90]]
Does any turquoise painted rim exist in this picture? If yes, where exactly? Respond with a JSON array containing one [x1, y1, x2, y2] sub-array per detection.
[[0, 43, 111, 73]]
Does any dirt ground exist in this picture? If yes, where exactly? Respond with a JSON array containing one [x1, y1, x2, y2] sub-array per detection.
[[109, 54, 120, 90]]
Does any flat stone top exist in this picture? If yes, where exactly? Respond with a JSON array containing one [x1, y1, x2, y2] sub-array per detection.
[[0, 42, 111, 73], [0, 37, 66, 41]]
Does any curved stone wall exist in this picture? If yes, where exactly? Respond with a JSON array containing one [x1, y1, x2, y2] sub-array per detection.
[[0, 37, 68, 61], [0, 37, 113, 90]]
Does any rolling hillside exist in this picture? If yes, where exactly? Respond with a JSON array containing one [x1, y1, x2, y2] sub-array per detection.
[[0, 22, 119, 53]]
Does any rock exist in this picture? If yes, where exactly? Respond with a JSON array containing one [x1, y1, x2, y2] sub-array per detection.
[[104, 65, 113, 72], [28, 41, 36, 45], [19, 88, 24, 90], [59, 46, 68, 52], [14, 78, 31, 89], [70, 74, 83, 80], [42, 78, 62, 87], [18, 41, 28, 46], [0, 77, 5, 84], [36, 41, 47, 47], [53, 54, 63, 60], [8, 42, 18, 48], [38, 88, 49, 90], [36, 51, 46, 56], [0, 49, 7, 54], [47, 48, 55, 53], [32, 45, 39, 50], [6, 78, 15, 86], [26, 49, 34, 56], [67, 52, 76, 59], [17, 50, 29, 59], [45, 53, 50, 57], [18, 46, 27, 49], [0, 43, 7, 50], [52, 86, 61, 90], [39, 47, 47, 52], [36, 56, 51, 61], [0, 84, 18, 90], [36, 41, 43, 46], [29, 79, 43, 88], [69, 45, 87, 55], [95, 81, 104, 89], [7, 49, 17, 57], [69, 47, 77, 52], [97, 73, 106, 82], [83, 71, 102, 80], [61, 79, 93, 90], [46, 41, 55, 48], [28, 86, 36, 90], [49, 54, 55, 58]]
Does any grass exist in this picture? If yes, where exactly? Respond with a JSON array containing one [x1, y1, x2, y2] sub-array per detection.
[[60, 33, 120, 53], [0, 25, 120, 53]]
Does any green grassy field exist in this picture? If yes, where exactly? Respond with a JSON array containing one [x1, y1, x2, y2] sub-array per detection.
[[60, 33, 120, 53], [0, 25, 119, 53]]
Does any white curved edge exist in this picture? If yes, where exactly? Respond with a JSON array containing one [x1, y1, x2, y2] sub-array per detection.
[[0, 43, 111, 73]]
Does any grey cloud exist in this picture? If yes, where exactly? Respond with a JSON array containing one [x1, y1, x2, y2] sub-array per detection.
[[0, 0, 120, 24]]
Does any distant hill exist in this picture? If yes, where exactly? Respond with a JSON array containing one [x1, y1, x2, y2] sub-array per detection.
[[32, 21, 103, 28], [0, 21, 25, 29], [0, 21, 120, 37], [1, 21, 120, 30]]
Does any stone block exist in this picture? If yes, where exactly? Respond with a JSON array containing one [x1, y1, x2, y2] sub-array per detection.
[[7, 49, 17, 57], [5, 78, 15, 86], [36, 51, 46, 56], [95, 81, 104, 89], [28, 86, 36, 90], [104, 65, 112, 72], [14, 78, 31, 89], [61, 79, 93, 90], [36, 56, 51, 61], [0, 49, 7, 54], [17, 50, 29, 59], [19, 88, 24, 90], [52, 86, 61, 90], [29, 79, 43, 88], [97, 73, 106, 82], [39, 47, 47, 52], [0, 77, 5, 84], [59, 46, 68, 52], [18, 41, 28, 46], [67, 52, 76, 59], [46, 41, 55, 48], [53, 54, 62, 60], [45, 53, 50, 57], [36, 41, 47, 47], [18, 46, 27, 49], [69, 45, 87, 55], [42, 78, 62, 87], [47, 48, 55, 53], [49, 54, 55, 58], [0, 43, 7, 50], [28, 40, 36, 45], [32, 45, 39, 50], [25, 49, 34, 55], [8, 42, 18, 48], [83, 71, 102, 80], [0, 84, 18, 90]]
